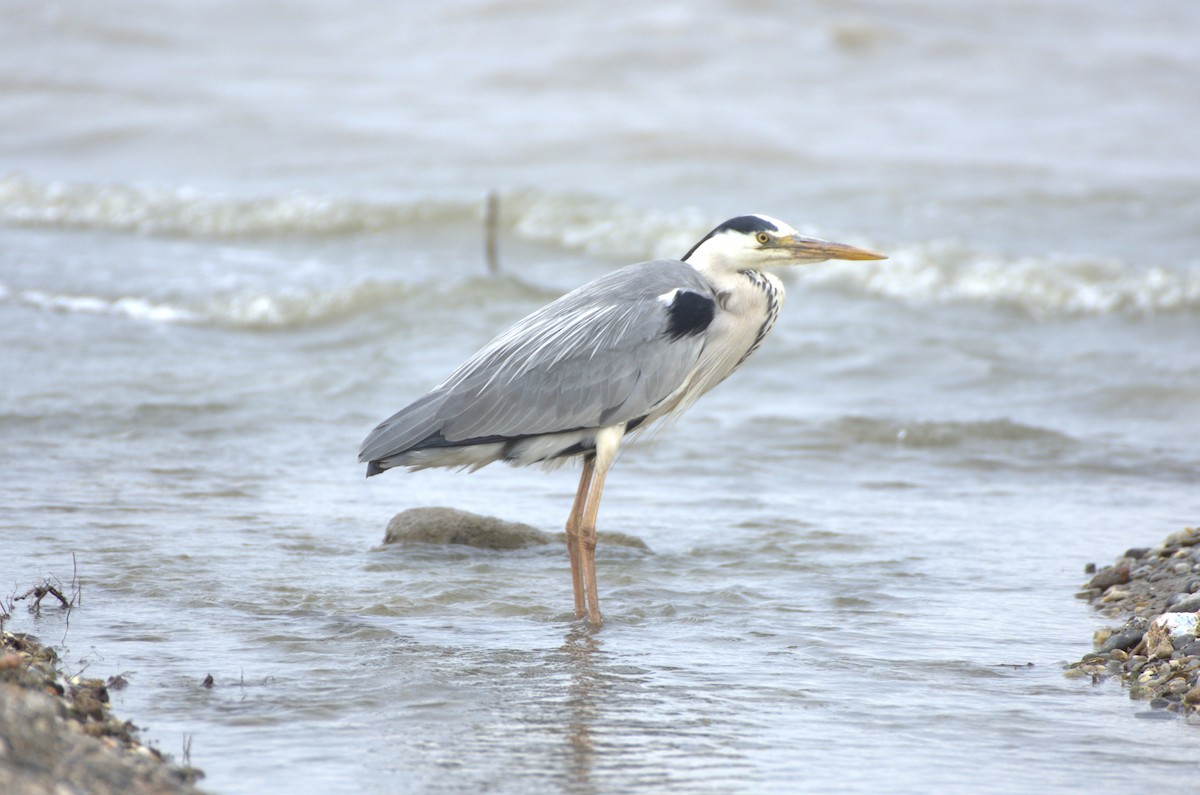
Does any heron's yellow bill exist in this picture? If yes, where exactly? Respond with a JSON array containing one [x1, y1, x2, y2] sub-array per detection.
[[784, 235, 887, 262]]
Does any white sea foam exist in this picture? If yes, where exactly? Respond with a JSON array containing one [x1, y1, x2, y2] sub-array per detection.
[[504, 196, 1200, 317], [200, 280, 416, 329], [3, 278, 423, 330], [0, 174, 475, 238], [4, 175, 1197, 319], [504, 190, 714, 262], [797, 241, 1200, 317], [15, 288, 201, 324]]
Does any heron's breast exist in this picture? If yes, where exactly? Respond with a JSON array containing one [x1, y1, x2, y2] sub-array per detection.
[[736, 270, 784, 364], [690, 270, 785, 392]]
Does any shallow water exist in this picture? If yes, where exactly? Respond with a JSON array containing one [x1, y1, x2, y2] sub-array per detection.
[[3, 1, 1200, 793]]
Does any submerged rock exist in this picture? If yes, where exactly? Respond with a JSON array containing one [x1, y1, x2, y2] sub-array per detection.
[[381, 507, 652, 552], [592, 530, 651, 552], [384, 507, 552, 549]]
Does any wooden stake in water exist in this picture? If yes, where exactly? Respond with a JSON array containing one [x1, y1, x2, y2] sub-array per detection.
[[484, 191, 500, 275]]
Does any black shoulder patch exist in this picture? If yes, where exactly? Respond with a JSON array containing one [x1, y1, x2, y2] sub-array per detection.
[[664, 290, 716, 341], [681, 215, 779, 261]]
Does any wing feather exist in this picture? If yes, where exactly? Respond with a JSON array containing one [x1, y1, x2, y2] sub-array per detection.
[[359, 260, 716, 465]]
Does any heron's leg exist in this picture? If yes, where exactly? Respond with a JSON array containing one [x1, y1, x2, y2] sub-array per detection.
[[579, 462, 609, 626], [579, 425, 625, 627], [565, 455, 595, 619]]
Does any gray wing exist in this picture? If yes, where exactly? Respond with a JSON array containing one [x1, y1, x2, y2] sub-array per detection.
[[358, 260, 716, 466]]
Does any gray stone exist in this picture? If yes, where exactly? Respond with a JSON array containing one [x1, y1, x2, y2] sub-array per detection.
[[1168, 593, 1200, 614], [381, 507, 651, 551], [383, 507, 553, 549], [1173, 633, 1198, 650], [1097, 628, 1147, 654], [1166, 592, 1195, 608], [1164, 528, 1200, 548]]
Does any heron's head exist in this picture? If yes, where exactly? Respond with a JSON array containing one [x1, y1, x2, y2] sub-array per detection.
[[682, 214, 885, 273]]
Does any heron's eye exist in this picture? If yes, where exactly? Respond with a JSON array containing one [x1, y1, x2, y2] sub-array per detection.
[[755, 232, 770, 245]]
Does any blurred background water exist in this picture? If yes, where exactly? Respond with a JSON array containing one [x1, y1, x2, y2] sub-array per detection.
[[2, 1, 1199, 792]]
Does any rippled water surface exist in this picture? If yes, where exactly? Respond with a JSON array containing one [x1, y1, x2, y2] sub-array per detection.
[[3, 1, 1200, 793]]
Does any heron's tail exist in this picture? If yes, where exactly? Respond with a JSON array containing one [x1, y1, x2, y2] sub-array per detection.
[[358, 390, 448, 476]]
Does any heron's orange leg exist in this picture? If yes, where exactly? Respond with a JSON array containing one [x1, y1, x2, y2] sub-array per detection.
[[579, 459, 611, 627], [565, 455, 595, 619]]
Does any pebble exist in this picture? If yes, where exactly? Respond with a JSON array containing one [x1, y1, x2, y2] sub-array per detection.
[[1168, 593, 1200, 613], [1096, 629, 1146, 654], [1164, 528, 1200, 548], [1087, 566, 1130, 590]]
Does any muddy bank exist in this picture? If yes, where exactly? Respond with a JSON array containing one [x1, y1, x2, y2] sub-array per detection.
[[0, 630, 207, 795], [1069, 526, 1200, 722]]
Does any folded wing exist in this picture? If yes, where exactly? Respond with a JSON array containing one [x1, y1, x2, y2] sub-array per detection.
[[358, 260, 717, 472]]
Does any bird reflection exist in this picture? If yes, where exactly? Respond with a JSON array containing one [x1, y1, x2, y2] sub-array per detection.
[[560, 623, 603, 794]]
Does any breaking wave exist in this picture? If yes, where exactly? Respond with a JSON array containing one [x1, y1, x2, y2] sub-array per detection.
[[4, 279, 415, 329], [0, 275, 554, 330], [799, 240, 1200, 318], [3, 174, 1198, 318], [829, 415, 1074, 449], [0, 174, 473, 237]]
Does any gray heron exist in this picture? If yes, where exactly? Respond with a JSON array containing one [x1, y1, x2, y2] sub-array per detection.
[[360, 214, 885, 625]]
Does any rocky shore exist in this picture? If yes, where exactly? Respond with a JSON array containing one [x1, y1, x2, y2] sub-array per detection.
[[1070, 526, 1200, 722], [0, 630, 207, 795]]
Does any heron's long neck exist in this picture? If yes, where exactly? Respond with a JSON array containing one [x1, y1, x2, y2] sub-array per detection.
[[734, 268, 784, 367], [687, 256, 786, 310], [688, 257, 787, 370]]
